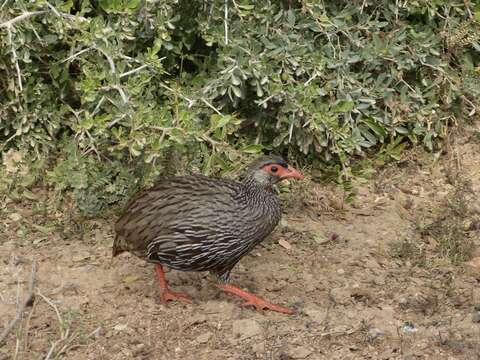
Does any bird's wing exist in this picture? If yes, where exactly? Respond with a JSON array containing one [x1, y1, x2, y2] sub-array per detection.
[[145, 224, 242, 271], [114, 176, 243, 255]]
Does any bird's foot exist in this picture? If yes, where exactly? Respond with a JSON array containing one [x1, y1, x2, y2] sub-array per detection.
[[160, 289, 192, 304], [240, 296, 294, 314], [217, 283, 294, 314]]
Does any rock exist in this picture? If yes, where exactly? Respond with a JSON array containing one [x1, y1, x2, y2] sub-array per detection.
[[402, 322, 418, 333], [232, 319, 262, 339], [132, 343, 146, 356], [8, 212, 22, 222], [113, 323, 128, 332], [189, 313, 208, 325], [196, 332, 213, 343], [278, 239, 292, 250], [266, 279, 287, 292], [286, 345, 313, 359], [472, 312, 480, 323], [367, 327, 385, 340], [252, 341, 265, 356]]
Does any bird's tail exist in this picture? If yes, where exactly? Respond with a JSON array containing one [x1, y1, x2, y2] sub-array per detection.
[[112, 235, 126, 257]]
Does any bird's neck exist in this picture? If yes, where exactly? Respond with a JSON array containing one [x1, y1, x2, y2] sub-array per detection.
[[242, 174, 274, 194]]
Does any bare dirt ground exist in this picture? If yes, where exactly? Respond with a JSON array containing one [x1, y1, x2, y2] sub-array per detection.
[[1, 125, 480, 360]]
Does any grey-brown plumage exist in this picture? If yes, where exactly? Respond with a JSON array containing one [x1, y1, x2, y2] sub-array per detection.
[[113, 156, 300, 283]]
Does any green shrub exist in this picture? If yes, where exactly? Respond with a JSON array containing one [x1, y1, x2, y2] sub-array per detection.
[[1, 0, 479, 215]]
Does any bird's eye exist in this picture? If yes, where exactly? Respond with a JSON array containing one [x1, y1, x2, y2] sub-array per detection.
[[270, 166, 278, 173]]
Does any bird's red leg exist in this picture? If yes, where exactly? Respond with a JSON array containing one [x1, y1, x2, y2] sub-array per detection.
[[217, 283, 294, 314], [154, 264, 192, 304]]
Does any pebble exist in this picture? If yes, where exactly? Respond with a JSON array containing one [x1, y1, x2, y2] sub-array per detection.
[[196, 332, 213, 343], [367, 327, 385, 340], [113, 323, 128, 332], [266, 279, 287, 291], [472, 312, 480, 323], [231, 319, 262, 339], [252, 342, 265, 355], [132, 344, 146, 356], [189, 313, 208, 325]]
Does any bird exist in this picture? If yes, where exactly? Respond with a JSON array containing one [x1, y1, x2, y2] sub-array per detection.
[[112, 155, 304, 314]]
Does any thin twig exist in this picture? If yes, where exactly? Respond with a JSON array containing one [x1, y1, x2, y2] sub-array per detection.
[[6, 26, 23, 91], [44, 339, 61, 360], [0, 11, 47, 28], [288, 121, 294, 143], [13, 338, 20, 360], [97, 48, 116, 74], [257, 93, 276, 106], [158, 83, 195, 107], [37, 291, 72, 360], [201, 98, 223, 115], [60, 47, 93, 64], [119, 64, 149, 78], [224, 0, 229, 45], [23, 300, 37, 352], [36, 291, 64, 338], [0, 0, 9, 11], [0, 260, 37, 346], [112, 85, 128, 104], [44, 1, 60, 17]]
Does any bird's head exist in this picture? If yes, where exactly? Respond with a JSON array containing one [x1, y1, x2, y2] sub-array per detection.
[[244, 155, 304, 189]]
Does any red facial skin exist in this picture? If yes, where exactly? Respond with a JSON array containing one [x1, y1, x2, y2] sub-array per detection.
[[262, 163, 304, 180]]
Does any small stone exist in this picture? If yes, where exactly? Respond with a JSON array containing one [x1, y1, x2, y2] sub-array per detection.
[[113, 323, 128, 332], [313, 234, 329, 245], [472, 312, 480, 323], [189, 313, 208, 324], [266, 279, 287, 292], [8, 213, 22, 222], [232, 319, 262, 339], [337, 268, 345, 275], [402, 322, 418, 333], [367, 327, 385, 340], [132, 344, 146, 356], [252, 342, 265, 355], [121, 349, 132, 357], [286, 345, 313, 359], [278, 239, 292, 250], [196, 332, 213, 343]]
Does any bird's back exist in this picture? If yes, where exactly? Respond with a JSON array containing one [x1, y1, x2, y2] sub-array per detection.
[[113, 174, 281, 276]]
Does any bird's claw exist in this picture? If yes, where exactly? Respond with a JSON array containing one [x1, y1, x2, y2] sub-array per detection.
[[241, 298, 294, 314], [160, 290, 193, 304]]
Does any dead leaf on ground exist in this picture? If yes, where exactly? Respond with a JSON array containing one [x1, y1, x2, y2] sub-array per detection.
[[278, 239, 292, 250]]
